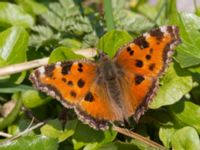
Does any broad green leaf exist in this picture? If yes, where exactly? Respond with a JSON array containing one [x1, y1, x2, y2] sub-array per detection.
[[59, 38, 81, 50], [16, 0, 48, 15], [159, 126, 176, 148], [0, 135, 58, 150], [49, 46, 84, 63], [40, 119, 74, 143], [0, 93, 22, 130], [21, 90, 51, 108], [99, 141, 140, 150], [144, 109, 173, 126], [0, 26, 28, 65], [171, 127, 200, 150], [0, 84, 33, 93], [173, 13, 200, 67], [130, 139, 156, 150], [97, 30, 132, 57], [150, 63, 193, 108], [0, 56, 6, 67], [0, 2, 34, 28], [168, 100, 200, 133], [37, 118, 60, 134], [72, 121, 117, 150]]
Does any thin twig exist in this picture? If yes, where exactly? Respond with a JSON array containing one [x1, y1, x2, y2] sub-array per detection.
[[0, 48, 97, 77], [0, 122, 45, 145], [113, 125, 167, 150], [0, 131, 12, 138], [0, 58, 49, 76]]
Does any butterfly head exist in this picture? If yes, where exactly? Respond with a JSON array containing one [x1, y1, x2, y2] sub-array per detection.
[[97, 50, 110, 61]]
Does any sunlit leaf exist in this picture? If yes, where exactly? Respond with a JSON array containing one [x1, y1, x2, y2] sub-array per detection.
[[150, 63, 193, 108], [0, 2, 34, 28], [171, 127, 200, 150], [97, 30, 132, 57]]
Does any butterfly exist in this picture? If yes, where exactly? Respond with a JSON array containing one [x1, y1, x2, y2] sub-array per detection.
[[29, 26, 181, 130]]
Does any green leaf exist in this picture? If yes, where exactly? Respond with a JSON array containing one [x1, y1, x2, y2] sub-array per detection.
[[0, 26, 28, 65], [159, 126, 176, 148], [0, 84, 33, 93], [49, 46, 84, 63], [150, 63, 193, 108], [0, 135, 58, 150], [72, 121, 117, 149], [21, 90, 51, 108], [16, 0, 48, 15], [59, 38, 81, 50], [99, 141, 140, 150], [0, 2, 34, 28], [0, 56, 6, 67], [168, 100, 200, 133], [97, 30, 132, 57], [112, 0, 154, 33], [173, 13, 200, 68], [8, 118, 33, 135], [40, 119, 74, 143], [171, 127, 200, 150], [137, 2, 157, 21], [0, 93, 22, 130]]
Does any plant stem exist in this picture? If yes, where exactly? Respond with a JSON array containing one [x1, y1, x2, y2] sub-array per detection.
[[0, 48, 96, 77], [193, 0, 198, 12], [103, 0, 115, 31], [113, 125, 167, 150], [154, 0, 167, 23]]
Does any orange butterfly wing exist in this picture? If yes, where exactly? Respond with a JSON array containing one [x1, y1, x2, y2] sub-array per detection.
[[30, 26, 181, 130], [114, 26, 181, 120], [30, 61, 119, 129]]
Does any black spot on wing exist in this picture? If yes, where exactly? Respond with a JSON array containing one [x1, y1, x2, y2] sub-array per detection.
[[70, 90, 77, 97], [149, 63, 156, 71], [61, 62, 73, 75], [77, 79, 85, 88], [126, 46, 134, 56], [149, 48, 154, 54], [45, 65, 55, 78], [134, 36, 149, 49], [135, 60, 143, 68], [67, 80, 73, 86], [84, 92, 94, 102], [135, 75, 145, 85], [78, 63, 83, 68], [127, 47, 131, 52], [78, 68, 83, 72], [145, 55, 151, 60], [77, 62, 83, 73], [62, 78, 67, 83], [150, 28, 164, 41]]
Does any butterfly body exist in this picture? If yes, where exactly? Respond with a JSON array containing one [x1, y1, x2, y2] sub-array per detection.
[[30, 26, 181, 130]]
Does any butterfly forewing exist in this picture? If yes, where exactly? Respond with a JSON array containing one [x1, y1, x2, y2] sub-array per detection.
[[114, 26, 181, 119]]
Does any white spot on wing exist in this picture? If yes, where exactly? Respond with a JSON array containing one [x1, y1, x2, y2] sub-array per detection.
[[38, 67, 45, 74], [160, 26, 167, 33], [143, 33, 150, 39], [56, 62, 61, 68]]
